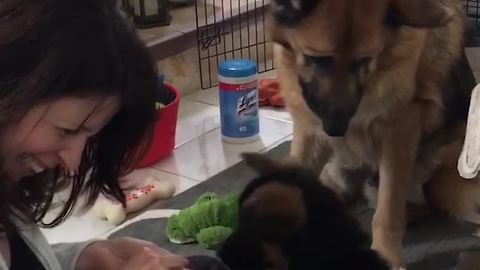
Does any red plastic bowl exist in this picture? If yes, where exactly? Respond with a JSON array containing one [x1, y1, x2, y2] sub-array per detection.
[[136, 83, 179, 168]]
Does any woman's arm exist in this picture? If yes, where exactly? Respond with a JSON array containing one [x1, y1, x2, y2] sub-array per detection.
[[52, 237, 189, 270], [51, 241, 96, 270]]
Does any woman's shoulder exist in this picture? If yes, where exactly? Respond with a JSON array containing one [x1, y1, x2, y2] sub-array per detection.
[[13, 219, 63, 270]]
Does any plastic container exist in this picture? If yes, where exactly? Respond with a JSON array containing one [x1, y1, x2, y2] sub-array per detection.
[[136, 82, 179, 168], [218, 59, 260, 143]]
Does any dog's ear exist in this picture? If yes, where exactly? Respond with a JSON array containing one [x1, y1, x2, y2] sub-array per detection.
[[242, 153, 282, 175], [268, 18, 292, 50], [270, 0, 320, 25], [389, 0, 454, 28]]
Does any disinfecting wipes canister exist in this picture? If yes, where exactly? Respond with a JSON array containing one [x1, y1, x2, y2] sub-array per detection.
[[218, 59, 259, 143]]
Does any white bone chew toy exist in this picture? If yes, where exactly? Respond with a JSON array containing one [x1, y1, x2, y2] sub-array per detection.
[[93, 176, 175, 225]]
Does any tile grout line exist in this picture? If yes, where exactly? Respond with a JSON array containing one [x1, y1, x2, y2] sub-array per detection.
[[149, 126, 221, 181], [183, 96, 219, 107], [260, 114, 292, 124], [183, 94, 292, 123], [173, 126, 221, 149], [172, 113, 290, 151], [259, 134, 293, 153], [148, 166, 204, 183], [175, 123, 221, 148]]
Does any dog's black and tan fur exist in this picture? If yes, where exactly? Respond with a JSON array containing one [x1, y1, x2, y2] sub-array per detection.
[[270, 0, 480, 268], [218, 154, 389, 270]]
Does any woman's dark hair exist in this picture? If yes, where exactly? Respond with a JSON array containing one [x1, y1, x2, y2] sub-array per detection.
[[0, 0, 160, 230]]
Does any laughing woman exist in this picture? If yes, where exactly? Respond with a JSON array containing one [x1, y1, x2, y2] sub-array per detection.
[[0, 0, 229, 269]]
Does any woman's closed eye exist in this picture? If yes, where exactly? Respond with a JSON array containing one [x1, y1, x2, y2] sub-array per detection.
[[57, 127, 78, 136]]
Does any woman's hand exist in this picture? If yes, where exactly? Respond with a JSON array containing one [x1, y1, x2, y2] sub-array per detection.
[[75, 237, 189, 270]]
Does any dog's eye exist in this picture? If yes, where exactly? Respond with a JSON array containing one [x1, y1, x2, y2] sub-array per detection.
[[274, 40, 293, 51], [304, 55, 334, 73], [351, 57, 372, 73]]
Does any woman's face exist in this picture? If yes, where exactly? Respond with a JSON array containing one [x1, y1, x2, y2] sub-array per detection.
[[0, 96, 120, 181]]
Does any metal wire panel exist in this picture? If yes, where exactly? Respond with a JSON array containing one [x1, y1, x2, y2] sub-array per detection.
[[465, 0, 480, 35], [195, 0, 274, 89]]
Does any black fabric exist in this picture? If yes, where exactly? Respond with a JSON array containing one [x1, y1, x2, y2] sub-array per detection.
[[8, 231, 45, 270], [187, 255, 229, 270]]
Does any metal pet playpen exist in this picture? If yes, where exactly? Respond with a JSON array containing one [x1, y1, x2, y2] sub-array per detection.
[[194, 0, 275, 88]]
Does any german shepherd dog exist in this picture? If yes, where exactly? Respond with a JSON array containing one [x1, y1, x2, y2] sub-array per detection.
[[218, 153, 389, 270], [271, 0, 480, 268]]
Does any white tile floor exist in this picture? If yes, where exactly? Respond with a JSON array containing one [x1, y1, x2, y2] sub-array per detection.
[[41, 83, 293, 244]]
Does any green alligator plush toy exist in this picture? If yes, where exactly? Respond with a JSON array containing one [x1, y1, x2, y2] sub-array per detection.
[[165, 192, 239, 250]]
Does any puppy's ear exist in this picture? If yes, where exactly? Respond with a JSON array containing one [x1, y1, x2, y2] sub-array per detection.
[[389, 0, 454, 28], [263, 242, 288, 269], [242, 153, 282, 175]]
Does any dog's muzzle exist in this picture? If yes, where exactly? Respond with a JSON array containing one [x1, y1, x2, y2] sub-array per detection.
[[301, 90, 352, 136], [321, 110, 351, 137]]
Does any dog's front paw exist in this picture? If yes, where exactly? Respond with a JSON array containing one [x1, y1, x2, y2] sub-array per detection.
[[371, 228, 404, 269], [319, 163, 351, 201], [372, 243, 404, 270]]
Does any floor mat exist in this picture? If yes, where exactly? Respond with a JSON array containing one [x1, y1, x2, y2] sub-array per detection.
[[109, 141, 480, 269]]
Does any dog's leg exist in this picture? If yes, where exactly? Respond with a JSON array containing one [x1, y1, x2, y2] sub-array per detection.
[[364, 174, 433, 225], [289, 120, 313, 161], [424, 127, 480, 225], [275, 44, 306, 162], [371, 105, 422, 268], [274, 44, 331, 169]]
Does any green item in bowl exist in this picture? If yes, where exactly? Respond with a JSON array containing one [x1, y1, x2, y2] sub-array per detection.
[[155, 102, 165, 110]]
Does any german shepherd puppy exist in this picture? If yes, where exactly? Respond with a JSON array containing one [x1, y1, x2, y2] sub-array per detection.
[[271, 0, 480, 268], [218, 153, 389, 270]]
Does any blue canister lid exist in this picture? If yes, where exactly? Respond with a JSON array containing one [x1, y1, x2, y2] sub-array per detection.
[[218, 59, 257, 78]]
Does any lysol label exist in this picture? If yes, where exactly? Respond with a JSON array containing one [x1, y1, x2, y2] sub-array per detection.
[[219, 80, 259, 139]]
